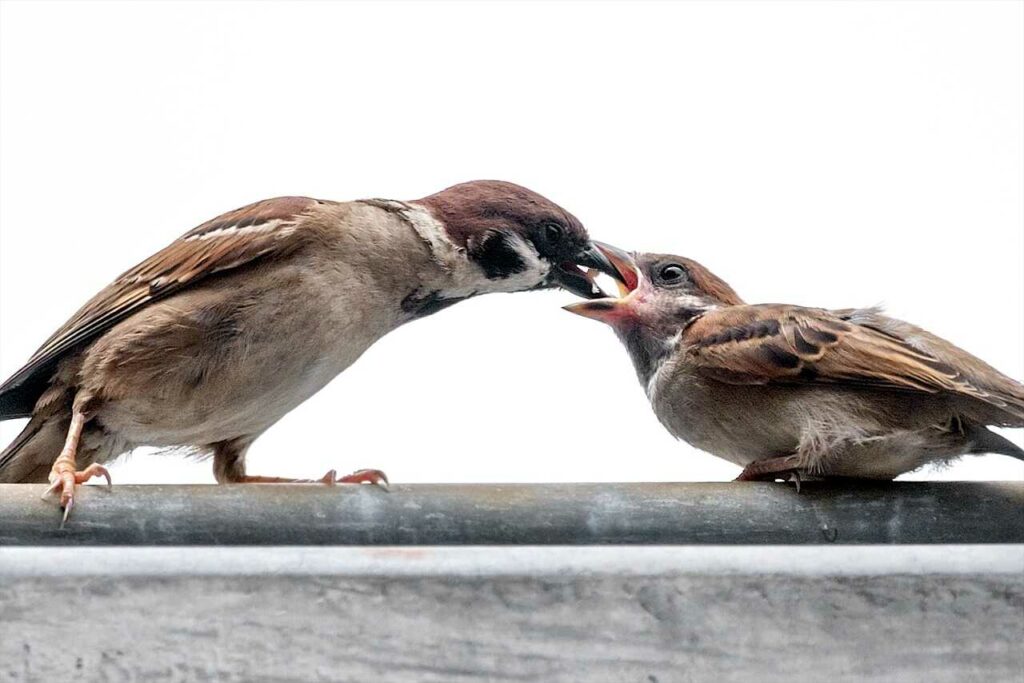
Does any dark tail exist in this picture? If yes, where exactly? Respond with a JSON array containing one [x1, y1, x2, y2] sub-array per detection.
[[0, 416, 67, 483], [969, 426, 1024, 461]]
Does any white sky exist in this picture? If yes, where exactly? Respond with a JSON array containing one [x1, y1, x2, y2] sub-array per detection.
[[0, 0, 1021, 484]]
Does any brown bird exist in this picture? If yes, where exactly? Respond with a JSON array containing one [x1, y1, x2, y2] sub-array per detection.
[[0, 180, 620, 523], [566, 245, 1024, 482]]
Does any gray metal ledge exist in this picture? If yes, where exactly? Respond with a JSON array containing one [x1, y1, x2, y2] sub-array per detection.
[[1, 481, 1022, 545], [2, 483, 1023, 681]]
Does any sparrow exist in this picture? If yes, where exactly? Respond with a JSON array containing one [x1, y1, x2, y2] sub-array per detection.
[[0, 180, 620, 522], [566, 245, 1024, 482]]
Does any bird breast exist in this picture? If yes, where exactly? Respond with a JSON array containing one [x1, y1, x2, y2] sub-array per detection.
[[647, 362, 804, 466], [83, 207, 440, 447]]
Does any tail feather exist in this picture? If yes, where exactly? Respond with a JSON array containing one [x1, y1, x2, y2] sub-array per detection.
[[969, 426, 1024, 461], [0, 417, 67, 483]]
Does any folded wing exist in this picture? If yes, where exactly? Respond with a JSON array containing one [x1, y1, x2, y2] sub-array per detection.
[[0, 196, 322, 419], [685, 304, 1024, 426]]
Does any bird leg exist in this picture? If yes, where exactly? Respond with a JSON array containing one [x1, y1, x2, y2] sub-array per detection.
[[735, 455, 804, 492], [211, 439, 388, 490], [41, 407, 112, 527], [235, 468, 389, 490]]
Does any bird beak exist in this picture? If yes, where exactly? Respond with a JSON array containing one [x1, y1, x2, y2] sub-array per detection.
[[591, 242, 638, 295], [562, 243, 640, 323], [551, 241, 630, 300]]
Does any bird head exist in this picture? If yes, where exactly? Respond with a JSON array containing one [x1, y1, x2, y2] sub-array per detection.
[[416, 180, 624, 299], [564, 244, 743, 341]]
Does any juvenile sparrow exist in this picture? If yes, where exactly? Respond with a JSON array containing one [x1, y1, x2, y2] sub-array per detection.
[[0, 180, 619, 521], [567, 245, 1024, 482]]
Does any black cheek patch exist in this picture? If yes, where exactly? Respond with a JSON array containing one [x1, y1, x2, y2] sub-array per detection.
[[470, 231, 528, 279]]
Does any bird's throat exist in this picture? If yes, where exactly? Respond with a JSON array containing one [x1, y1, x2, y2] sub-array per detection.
[[618, 324, 676, 388]]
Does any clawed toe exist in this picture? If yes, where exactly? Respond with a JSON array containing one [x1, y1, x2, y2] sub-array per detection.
[[735, 455, 804, 493], [41, 478, 62, 501], [236, 468, 390, 489], [42, 463, 113, 528], [61, 497, 74, 529], [734, 468, 802, 491]]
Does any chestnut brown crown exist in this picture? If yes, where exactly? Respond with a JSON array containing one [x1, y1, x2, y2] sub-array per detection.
[[417, 180, 597, 283]]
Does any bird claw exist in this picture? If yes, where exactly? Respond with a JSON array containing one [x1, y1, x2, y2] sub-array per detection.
[[42, 463, 113, 528], [734, 468, 803, 490], [40, 478, 62, 501], [735, 456, 804, 493], [61, 498, 73, 529], [317, 469, 340, 486]]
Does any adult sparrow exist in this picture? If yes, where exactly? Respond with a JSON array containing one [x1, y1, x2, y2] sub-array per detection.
[[0, 180, 620, 522]]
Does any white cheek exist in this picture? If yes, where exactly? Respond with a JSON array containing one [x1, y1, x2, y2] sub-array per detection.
[[434, 231, 550, 297], [401, 203, 551, 297]]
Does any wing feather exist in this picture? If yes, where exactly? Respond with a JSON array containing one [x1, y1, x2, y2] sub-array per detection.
[[685, 304, 1024, 423], [0, 196, 321, 418]]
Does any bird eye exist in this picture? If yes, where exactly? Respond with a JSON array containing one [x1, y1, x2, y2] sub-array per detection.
[[658, 264, 686, 283], [543, 222, 563, 243]]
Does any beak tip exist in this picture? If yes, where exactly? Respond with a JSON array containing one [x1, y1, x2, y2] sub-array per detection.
[[562, 299, 618, 322], [562, 302, 585, 315]]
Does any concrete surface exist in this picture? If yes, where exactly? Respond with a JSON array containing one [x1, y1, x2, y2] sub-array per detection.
[[1, 545, 1022, 682]]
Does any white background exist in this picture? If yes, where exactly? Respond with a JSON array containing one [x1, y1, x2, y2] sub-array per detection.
[[1, 1, 1021, 484]]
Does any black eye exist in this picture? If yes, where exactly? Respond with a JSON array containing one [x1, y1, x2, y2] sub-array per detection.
[[543, 222, 563, 244], [658, 264, 686, 283]]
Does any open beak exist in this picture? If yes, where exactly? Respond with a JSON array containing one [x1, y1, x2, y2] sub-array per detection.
[[562, 242, 640, 323], [550, 241, 629, 299]]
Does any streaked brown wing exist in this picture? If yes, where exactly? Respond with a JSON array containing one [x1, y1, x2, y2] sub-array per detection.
[[684, 304, 1022, 419], [836, 307, 1024, 418], [0, 196, 321, 418]]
